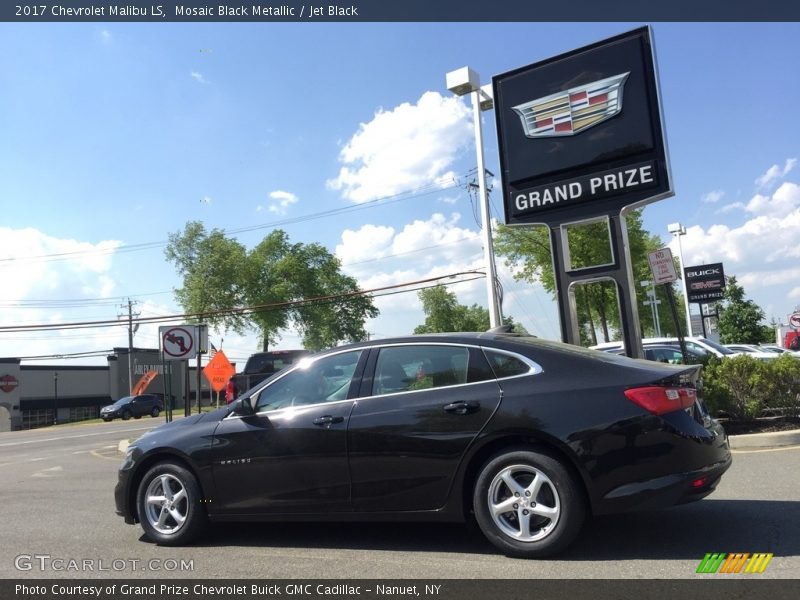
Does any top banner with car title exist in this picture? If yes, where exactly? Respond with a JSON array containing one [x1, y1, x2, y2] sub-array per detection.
[[493, 26, 673, 226]]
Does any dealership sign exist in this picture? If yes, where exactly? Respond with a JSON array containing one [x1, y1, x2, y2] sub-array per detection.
[[493, 26, 672, 226], [685, 263, 726, 303]]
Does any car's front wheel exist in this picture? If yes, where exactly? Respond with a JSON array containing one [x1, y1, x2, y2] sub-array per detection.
[[473, 448, 585, 558], [136, 462, 207, 546]]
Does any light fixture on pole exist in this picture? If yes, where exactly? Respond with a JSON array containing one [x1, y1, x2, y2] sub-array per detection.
[[667, 222, 693, 336], [446, 66, 502, 328]]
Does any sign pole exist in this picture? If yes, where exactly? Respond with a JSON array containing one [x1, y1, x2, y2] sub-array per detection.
[[665, 284, 689, 364]]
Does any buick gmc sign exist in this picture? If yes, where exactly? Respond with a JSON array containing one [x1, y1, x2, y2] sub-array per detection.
[[685, 263, 726, 303]]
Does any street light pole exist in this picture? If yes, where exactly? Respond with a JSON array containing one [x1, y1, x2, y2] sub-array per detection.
[[668, 222, 693, 336], [446, 66, 502, 328]]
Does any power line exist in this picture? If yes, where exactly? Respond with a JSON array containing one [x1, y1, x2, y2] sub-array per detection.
[[0, 270, 486, 333], [0, 176, 464, 266]]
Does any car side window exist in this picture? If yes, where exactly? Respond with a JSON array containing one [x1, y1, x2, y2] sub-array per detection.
[[372, 345, 472, 396], [254, 350, 362, 412], [484, 350, 531, 378]]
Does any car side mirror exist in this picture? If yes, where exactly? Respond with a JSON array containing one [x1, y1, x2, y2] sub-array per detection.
[[235, 396, 255, 416]]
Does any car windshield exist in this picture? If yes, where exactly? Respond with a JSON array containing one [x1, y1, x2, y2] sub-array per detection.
[[112, 396, 133, 406], [697, 337, 736, 355]]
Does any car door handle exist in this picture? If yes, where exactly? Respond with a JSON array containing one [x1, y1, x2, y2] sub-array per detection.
[[443, 401, 480, 415], [313, 415, 344, 426]]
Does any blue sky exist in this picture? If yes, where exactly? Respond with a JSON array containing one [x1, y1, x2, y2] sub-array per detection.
[[1, 22, 799, 366]]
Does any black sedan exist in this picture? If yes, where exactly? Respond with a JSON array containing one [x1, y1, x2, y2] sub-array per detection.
[[115, 332, 731, 558]]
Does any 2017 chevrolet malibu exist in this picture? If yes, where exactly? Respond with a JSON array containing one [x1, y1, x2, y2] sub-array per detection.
[[115, 332, 731, 558]]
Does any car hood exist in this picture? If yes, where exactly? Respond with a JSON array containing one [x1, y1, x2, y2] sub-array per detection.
[[133, 407, 230, 441]]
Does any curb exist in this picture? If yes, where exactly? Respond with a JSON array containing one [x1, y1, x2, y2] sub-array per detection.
[[728, 428, 800, 450]]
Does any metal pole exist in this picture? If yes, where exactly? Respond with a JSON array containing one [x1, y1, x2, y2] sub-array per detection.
[[53, 372, 58, 426], [126, 299, 135, 394], [673, 231, 693, 336], [471, 88, 502, 328]]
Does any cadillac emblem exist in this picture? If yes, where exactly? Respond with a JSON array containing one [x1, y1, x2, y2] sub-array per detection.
[[512, 72, 630, 138]]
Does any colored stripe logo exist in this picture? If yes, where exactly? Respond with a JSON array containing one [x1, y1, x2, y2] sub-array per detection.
[[696, 553, 773, 574]]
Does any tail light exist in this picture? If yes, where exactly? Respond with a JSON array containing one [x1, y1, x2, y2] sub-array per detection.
[[624, 385, 696, 415]]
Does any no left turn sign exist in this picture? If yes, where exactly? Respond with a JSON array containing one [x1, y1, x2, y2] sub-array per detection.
[[160, 326, 196, 360], [790, 312, 800, 329]]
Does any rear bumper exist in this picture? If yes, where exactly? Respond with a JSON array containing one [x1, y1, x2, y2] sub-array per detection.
[[596, 454, 731, 514], [592, 416, 732, 515]]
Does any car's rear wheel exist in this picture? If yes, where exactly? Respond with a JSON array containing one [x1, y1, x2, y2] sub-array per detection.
[[137, 462, 207, 546], [151, 407, 160, 418], [121, 410, 132, 421], [473, 449, 585, 558]]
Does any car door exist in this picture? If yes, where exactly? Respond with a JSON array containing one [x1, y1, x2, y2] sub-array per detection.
[[210, 349, 365, 515], [347, 344, 501, 512]]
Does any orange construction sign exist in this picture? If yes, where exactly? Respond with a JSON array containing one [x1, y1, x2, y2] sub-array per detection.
[[203, 350, 236, 393], [131, 370, 158, 395]]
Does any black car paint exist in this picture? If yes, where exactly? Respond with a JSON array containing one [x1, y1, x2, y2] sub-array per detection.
[[116, 333, 730, 531]]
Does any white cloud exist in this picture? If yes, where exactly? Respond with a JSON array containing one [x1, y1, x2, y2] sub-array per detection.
[[744, 182, 800, 217], [670, 178, 800, 320], [0, 228, 125, 362], [334, 213, 558, 340], [755, 158, 797, 189], [190, 71, 208, 84], [702, 190, 725, 204], [266, 190, 298, 215], [716, 202, 745, 215], [99, 30, 112, 43], [326, 91, 473, 203]]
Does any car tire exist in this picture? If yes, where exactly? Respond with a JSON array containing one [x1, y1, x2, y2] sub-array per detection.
[[102, 417, 112, 422], [121, 410, 132, 421], [151, 407, 160, 418], [473, 448, 586, 558], [136, 461, 207, 546]]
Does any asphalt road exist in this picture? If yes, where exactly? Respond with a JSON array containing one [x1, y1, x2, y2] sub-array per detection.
[[0, 418, 798, 579]]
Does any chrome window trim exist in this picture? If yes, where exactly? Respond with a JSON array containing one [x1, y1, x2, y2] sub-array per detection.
[[223, 341, 544, 417]]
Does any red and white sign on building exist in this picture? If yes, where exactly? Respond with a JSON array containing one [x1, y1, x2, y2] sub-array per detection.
[[0, 374, 19, 394], [648, 248, 678, 285]]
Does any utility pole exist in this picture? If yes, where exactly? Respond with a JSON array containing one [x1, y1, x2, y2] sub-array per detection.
[[118, 299, 141, 395]]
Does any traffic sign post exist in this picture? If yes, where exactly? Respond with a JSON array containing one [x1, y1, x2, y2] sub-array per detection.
[[648, 248, 678, 284]]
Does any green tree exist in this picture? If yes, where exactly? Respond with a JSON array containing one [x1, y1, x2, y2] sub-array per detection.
[[166, 222, 378, 351], [413, 285, 525, 334], [494, 210, 684, 344], [716, 276, 773, 344]]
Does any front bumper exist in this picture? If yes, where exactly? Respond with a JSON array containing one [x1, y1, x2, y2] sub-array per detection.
[[114, 448, 139, 524]]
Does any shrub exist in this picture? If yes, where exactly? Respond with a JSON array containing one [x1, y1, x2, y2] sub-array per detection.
[[702, 354, 800, 419]]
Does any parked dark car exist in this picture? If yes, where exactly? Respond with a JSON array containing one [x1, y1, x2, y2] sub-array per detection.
[[115, 332, 731, 558], [101, 394, 164, 421]]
